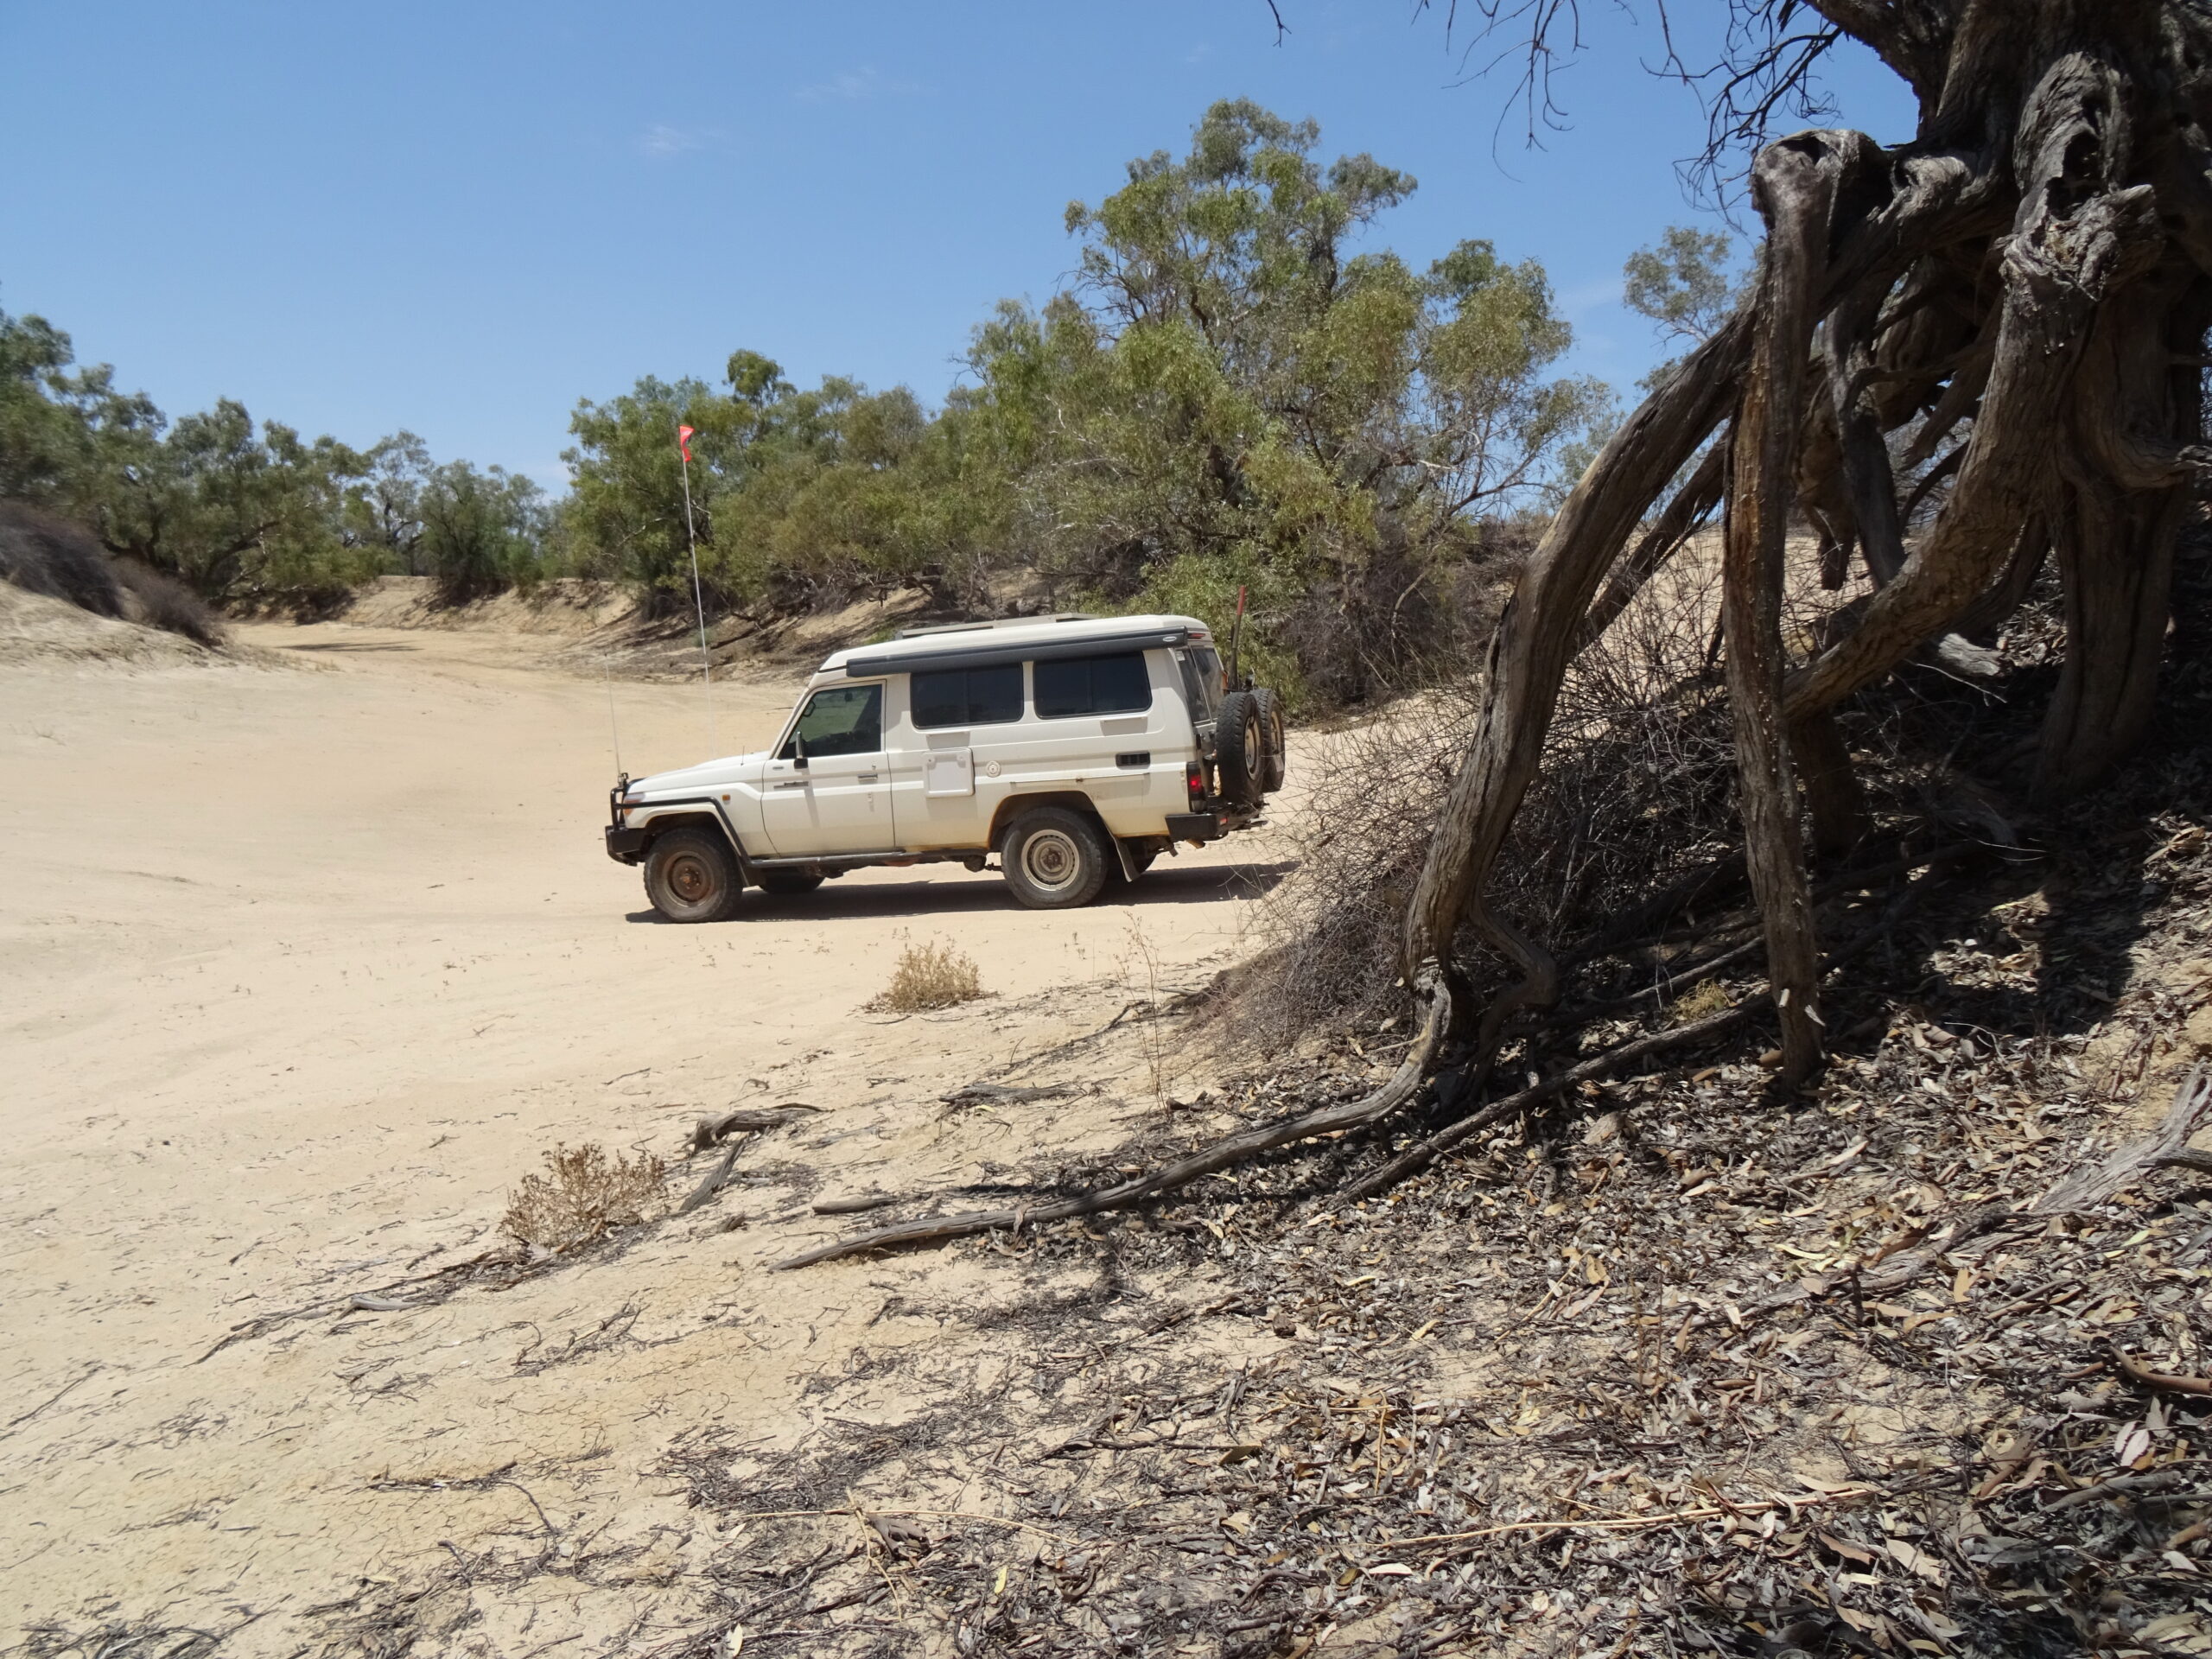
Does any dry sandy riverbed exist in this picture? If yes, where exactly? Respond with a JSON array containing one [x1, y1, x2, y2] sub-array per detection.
[[0, 615, 1294, 1654]]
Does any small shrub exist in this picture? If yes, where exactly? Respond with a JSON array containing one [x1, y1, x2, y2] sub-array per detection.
[[114, 558, 226, 646], [499, 1142, 666, 1254], [868, 939, 983, 1012]]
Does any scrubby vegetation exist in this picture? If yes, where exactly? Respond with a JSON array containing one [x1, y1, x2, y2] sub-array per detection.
[[2, 98, 1630, 708], [868, 939, 987, 1014], [499, 1143, 666, 1255]]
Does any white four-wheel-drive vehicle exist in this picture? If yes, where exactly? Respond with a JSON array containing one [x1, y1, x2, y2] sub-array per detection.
[[604, 613, 1286, 920]]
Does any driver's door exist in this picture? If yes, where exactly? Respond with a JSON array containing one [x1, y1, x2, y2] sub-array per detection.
[[760, 681, 893, 855]]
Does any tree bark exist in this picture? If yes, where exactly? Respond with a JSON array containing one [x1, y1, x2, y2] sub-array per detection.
[[1727, 139, 1834, 1082], [1402, 316, 1751, 988]]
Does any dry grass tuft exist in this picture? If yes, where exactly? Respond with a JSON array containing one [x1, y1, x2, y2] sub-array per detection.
[[1669, 978, 1732, 1022], [867, 939, 984, 1012], [499, 1142, 665, 1254]]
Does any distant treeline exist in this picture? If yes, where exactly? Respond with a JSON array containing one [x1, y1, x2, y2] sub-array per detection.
[[2, 102, 1729, 705]]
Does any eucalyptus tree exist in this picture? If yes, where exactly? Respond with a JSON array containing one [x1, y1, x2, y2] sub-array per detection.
[[971, 98, 1606, 696]]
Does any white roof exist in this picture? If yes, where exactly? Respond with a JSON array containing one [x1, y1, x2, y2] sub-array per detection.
[[817, 613, 1213, 677]]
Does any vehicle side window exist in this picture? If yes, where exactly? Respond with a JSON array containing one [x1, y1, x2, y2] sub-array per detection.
[[1034, 652, 1152, 719], [912, 664, 1023, 728], [780, 683, 882, 758]]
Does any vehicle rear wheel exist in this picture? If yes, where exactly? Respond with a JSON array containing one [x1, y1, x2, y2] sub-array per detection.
[[1253, 686, 1287, 794], [1214, 690, 1267, 808], [1002, 807, 1110, 909], [754, 869, 824, 896], [644, 827, 744, 923]]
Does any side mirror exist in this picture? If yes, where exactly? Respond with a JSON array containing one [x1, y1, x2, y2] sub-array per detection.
[[792, 735, 809, 770]]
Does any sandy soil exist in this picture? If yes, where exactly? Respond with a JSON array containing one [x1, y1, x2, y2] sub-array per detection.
[[0, 611, 1291, 1654]]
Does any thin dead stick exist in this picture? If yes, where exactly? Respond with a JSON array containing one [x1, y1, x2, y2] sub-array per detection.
[[771, 981, 1452, 1269], [812, 1194, 906, 1216], [730, 1505, 1079, 1545], [1352, 1487, 1876, 1551]]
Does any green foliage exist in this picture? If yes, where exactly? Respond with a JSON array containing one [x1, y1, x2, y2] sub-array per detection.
[[967, 99, 1609, 701], [561, 355, 1006, 610], [0, 308, 541, 606], [418, 461, 549, 597], [1624, 226, 1745, 391]]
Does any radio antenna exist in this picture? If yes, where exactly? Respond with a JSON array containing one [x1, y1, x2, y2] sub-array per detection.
[[603, 639, 624, 778], [677, 418, 718, 755]]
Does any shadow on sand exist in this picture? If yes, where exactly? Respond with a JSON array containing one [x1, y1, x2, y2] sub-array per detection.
[[622, 857, 1294, 925]]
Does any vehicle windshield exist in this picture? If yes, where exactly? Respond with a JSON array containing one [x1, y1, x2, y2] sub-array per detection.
[[780, 682, 883, 758]]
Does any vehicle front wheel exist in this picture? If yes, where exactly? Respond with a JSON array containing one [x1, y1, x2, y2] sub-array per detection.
[[643, 827, 744, 923], [754, 869, 824, 896], [1002, 807, 1110, 909]]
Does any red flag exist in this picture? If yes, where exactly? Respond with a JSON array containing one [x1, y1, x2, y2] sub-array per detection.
[[677, 424, 696, 463]]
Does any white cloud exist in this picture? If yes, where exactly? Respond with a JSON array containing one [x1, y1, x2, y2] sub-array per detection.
[[638, 123, 721, 158], [793, 64, 919, 104]]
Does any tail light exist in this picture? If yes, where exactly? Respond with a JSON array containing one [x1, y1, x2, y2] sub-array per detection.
[[1185, 760, 1205, 806]]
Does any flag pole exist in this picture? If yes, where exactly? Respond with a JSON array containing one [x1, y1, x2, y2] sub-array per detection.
[[677, 420, 717, 755]]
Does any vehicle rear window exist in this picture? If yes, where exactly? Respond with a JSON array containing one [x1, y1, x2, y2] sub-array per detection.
[[1034, 652, 1152, 719], [911, 663, 1024, 728], [1175, 647, 1224, 720]]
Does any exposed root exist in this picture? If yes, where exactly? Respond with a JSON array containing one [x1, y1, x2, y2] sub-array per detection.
[[770, 980, 1453, 1269]]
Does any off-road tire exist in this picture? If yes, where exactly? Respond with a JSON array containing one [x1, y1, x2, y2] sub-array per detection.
[[1253, 686, 1287, 794], [1002, 807, 1111, 909], [1215, 690, 1267, 808], [644, 827, 744, 923], [754, 870, 825, 896]]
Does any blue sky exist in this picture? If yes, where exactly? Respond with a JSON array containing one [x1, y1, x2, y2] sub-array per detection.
[[1, 3, 1916, 491]]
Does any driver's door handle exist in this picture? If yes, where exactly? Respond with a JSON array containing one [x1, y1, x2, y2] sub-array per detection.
[[773, 780, 808, 790], [857, 772, 879, 783]]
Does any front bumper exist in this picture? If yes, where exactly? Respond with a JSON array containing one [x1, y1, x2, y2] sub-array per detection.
[[605, 824, 651, 864]]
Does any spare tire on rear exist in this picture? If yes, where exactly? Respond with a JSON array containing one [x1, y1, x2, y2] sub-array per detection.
[[1253, 686, 1286, 794], [1215, 690, 1267, 808]]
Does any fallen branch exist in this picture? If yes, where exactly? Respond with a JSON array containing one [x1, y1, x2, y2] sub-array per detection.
[[2033, 1064, 2212, 1214], [1351, 855, 1965, 1202], [726, 1505, 1077, 1545], [771, 981, 1453, 1269], [1348, 1485, 1878, 1553], [678, 1140, 746, 1215], [691, 1104, 822, 1151], [1342, 1003, 1754, 1202], [812, 1193, 906, 1216]]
